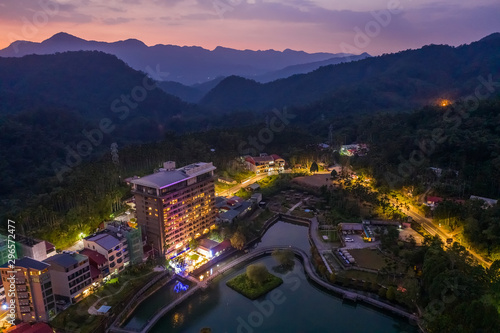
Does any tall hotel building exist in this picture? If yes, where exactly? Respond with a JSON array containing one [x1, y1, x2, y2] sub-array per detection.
[[131, 162, 216, 255]]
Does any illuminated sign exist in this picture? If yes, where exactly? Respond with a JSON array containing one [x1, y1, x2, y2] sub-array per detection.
[[173, 281, 189, 293]]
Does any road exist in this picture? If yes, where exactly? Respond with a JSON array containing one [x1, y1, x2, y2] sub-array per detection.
[[391, 199, 491, 267], [215, 172, 271, 197]]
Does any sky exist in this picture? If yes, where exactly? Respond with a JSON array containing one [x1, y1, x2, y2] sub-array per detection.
[[0, 0, 499, 55]]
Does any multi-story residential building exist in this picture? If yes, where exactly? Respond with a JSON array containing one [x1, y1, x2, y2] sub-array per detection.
[[245, 154, 285, 174], [83, 232, 128, 275], [130, 161, 217, 255], [0, 257, 56, 322], [43, 253, 91, 304], [0, 234, 15, 266], [14, 236, 56, 262], [104, 221, 143, 265], [79, 248, 109, 284]]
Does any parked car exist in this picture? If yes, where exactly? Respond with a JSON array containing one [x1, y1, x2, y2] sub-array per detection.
[[345, 237, 354, 242]]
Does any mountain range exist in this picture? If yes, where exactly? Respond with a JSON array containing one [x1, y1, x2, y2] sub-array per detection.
[[0, 32, 367, 86], [200, 33, 500, 112]]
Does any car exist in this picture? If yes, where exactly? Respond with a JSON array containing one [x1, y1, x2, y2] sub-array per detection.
[[345, 237, 354, 242]]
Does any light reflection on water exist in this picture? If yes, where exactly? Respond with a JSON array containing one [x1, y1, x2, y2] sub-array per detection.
[[172, 312, 184, 328]]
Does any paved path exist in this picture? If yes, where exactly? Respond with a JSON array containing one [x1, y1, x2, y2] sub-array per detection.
[[286, 200, 303, 214], [110, 245, 417, 333], [89, 272, 158, 315], [109, 214, 419, 333]]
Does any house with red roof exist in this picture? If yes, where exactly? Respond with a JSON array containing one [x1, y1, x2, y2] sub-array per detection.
[[6, 322, 53, 333], [426, 196, 443, 206], [80, 248, 109, 283], [245, 153, 285, 174]]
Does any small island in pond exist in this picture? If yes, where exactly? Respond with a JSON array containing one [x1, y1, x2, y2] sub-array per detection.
[[227, 263, 283, 300]]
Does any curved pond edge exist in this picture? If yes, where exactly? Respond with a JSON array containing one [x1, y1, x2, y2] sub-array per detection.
[[108, 214, 423, 333]]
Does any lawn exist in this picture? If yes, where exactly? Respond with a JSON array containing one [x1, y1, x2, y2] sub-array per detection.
[[290, 209, 315, 218], [227, 272, 283, 300], [318, 229, 339, 243], [341, 269, 379, 283], [51, 269, 161, 333], [348, 248, 387, 270], [50, 294, 103, 333]]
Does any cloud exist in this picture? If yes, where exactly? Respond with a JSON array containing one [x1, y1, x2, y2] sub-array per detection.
[[101, 17, 134, 25]]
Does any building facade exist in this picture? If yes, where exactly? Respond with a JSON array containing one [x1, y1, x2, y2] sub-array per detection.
[[79, 249, 108, 284], [104, 221, 144, 264], [131, 162, 217, 255], [245, 154, 285, 174], [43, 253, 91, 304], [83, 232, 128, 275], [0, 257, 56, 323]]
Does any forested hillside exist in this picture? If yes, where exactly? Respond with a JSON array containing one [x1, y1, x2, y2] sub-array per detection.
[[201, 33, 500, 112]]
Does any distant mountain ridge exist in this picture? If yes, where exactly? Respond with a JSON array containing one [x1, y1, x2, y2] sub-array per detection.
[[0, 51, 204, 142], [200, 33, 500, 113], [0, 32, 368, 85]]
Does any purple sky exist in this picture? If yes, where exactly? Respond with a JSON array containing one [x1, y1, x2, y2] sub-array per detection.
[[1, 0, 499, 55]]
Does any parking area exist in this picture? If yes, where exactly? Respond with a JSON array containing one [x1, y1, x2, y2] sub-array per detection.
[[399, 227, 424, 245], [342, 234, 379, 249]]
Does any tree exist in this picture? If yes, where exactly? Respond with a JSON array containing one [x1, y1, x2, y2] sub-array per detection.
[[230, 231, 246, 250], [200, 328, 212, 333], [386, 286, 396, 301], [189, 238, 199, 250], [246, 263, 268, 285], [272, 249, 294, 268], [310, 161, 319, 173]]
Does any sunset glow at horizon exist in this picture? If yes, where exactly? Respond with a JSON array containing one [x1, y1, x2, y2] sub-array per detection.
[[0, 0, 499, 55]]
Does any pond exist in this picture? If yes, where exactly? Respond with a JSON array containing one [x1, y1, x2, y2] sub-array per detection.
[[150, 256, 416, 333], [254, 220, 311, 252], [123, 221, 417, 333]]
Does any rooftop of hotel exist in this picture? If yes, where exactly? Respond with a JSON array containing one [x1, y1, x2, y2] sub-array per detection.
[[131, 162, 216, 189]]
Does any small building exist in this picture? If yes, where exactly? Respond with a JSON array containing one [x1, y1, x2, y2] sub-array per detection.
[[250, 193, 262, 204], [470, 195, 498, 208], [246, 183, 260, 191], [217, 201, 253, 224], [211, 240, 232, 257], [217, 176, 236, 185], [80, 248, 109, 283], [338, 223, 364, 233], [244, 154, 285, 174], [12, 235, 56, 262], [426, 196, 443, 206], [197, 239, 219, 258], [43, 253, 92, 304]]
